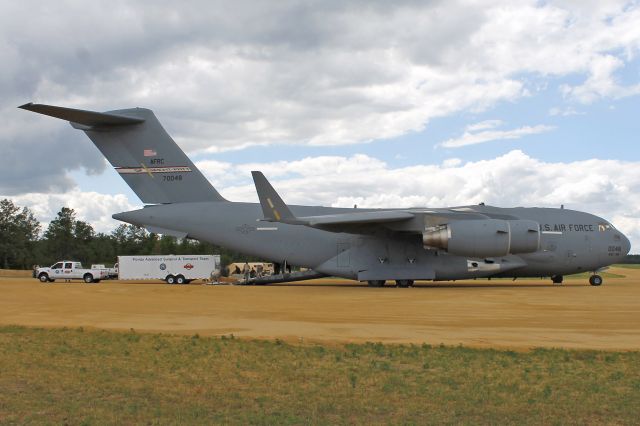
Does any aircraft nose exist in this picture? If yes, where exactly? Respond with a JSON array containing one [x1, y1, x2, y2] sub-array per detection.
[[621, 232, 631, 256]]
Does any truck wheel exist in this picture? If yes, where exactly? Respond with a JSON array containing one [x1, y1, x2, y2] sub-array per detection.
[[83, 273, 94, 283], [176, 275, 185, 284], [38, 273, 49, 283], [166, 275, 176, 284]]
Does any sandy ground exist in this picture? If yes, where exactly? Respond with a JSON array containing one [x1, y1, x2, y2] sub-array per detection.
[[1, 267, 639, 350]]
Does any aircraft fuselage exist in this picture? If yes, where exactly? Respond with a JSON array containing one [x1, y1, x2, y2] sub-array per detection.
[[114, 202, 630, 281]]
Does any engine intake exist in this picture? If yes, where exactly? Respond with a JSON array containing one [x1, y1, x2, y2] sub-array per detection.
[[423, 219, 540, 258]]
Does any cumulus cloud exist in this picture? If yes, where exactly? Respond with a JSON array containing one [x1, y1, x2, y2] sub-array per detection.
[[439, 123, 554, 148], [549, 106, 584, 116], [560, 55, 640, 103], [465, 120, 503, 132], [3, 1, 640, 194], [2, 190, 139, 234]]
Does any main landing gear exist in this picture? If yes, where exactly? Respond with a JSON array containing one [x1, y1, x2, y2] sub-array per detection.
[[551, 275, 563, 284], [366, 280, 415, 288], [550, 274, 603, 286], [589, 274, 603, 286]]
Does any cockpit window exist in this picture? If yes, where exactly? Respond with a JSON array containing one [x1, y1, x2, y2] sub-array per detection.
[[598, 223, 613, 232]]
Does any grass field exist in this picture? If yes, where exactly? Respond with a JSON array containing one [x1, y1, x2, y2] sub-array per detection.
[[1, 326, 639, 425], [564, 270, 626, 279], [0, 269, 31, 278], [614, 264, 640, 269]]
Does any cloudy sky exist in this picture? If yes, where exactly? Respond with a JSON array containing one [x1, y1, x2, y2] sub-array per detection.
[[1, 0, 639, 251]]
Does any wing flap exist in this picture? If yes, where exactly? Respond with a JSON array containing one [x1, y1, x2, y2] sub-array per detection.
[[302, 211, 415, 227]]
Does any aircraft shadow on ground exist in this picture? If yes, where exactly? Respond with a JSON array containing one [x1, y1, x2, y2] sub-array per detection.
[[269, 282, 581, 289]]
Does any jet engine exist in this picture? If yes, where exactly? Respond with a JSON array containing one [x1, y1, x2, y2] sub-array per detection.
[[422, 219, 540, 258]]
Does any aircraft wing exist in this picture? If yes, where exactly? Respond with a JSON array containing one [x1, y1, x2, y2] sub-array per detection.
[[300, 210, 415, 226], [251, 171, 416, 233], [250, 171, 497, 234]]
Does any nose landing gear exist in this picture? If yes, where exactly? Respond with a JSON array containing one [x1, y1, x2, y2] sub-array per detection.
[[551, 275, 563, 284], [589, 274, 603, 286]]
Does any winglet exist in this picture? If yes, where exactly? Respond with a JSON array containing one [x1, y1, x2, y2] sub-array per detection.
[[251, 171, 296, 222]]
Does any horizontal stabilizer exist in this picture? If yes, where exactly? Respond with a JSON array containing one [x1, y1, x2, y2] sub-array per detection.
[[19, 103, 145, 127]]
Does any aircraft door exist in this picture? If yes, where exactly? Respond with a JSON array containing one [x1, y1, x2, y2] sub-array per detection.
[[337, 242, 350, 267]]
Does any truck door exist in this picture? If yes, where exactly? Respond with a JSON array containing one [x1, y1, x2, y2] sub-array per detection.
[[64, 262, 73, 278], [51, 262, 63, 278]]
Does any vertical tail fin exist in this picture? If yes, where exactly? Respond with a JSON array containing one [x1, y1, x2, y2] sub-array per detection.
[[19, 103, 226, 204]]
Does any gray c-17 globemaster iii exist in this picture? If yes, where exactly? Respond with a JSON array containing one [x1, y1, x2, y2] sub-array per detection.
[[20, 103, 631, 287]]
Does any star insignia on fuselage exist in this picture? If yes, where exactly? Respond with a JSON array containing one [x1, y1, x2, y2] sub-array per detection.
[[236, 224, 257, 234]]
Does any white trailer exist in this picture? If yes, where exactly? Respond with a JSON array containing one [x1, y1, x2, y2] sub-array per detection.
[[117, 255, 220, 284]]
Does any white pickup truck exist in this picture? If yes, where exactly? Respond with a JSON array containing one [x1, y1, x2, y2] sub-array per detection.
[[91, 264, 119, 279], [36, 261, 109, 283]]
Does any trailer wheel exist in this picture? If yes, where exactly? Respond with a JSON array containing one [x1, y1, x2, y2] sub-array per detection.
[[166, 275, 176, 284], [83, 273, 94, 283], [38, 273, 49, 283], [176, 275, 185, 285]]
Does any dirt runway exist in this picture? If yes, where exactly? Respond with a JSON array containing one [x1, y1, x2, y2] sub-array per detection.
[[1, 267, 639, 350]]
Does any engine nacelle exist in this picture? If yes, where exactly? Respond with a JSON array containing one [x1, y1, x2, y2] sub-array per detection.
[[423, 219, 540, 258], [508, 219, 540, 254]]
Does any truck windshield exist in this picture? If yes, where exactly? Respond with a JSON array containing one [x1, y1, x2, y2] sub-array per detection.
[[52, 262, 63, 269]]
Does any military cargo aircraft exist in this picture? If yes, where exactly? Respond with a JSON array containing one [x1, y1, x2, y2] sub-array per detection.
[[20, 103, 631, 287]]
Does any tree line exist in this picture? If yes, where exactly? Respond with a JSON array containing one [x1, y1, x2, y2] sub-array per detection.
[[0, 199, 253, 270]]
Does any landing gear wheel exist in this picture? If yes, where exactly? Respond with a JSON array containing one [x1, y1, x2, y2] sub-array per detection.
[[367, 280, 386, 287], [551, 275, 563, 284], [38, 273, 49, 283], [176, 275, 185, 285], [589, 275, 603, 286], [396, 279, 414, 288], [83, 274, 94, 284]]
